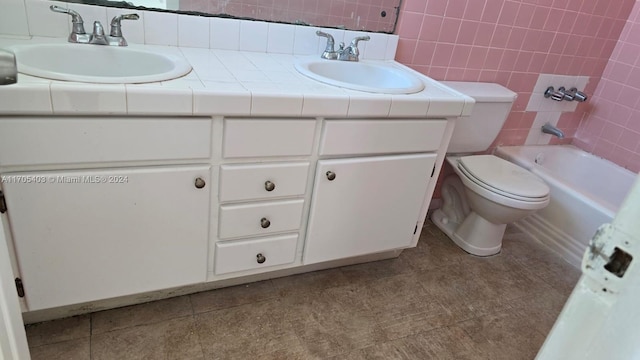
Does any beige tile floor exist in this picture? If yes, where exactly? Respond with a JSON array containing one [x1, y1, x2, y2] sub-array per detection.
[[25, 221, 581, 359]]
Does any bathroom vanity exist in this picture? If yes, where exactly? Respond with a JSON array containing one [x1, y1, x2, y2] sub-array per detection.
[[0, 39, 472, 321]]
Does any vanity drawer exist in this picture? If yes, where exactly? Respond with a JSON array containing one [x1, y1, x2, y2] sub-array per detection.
[[219, 199, 304, 239], [0, 117, 212, 166], [214, 234, 298, 275], [320, 119, 447, 156], [223, 118, 316, 158], [219, 162, 309, 202]]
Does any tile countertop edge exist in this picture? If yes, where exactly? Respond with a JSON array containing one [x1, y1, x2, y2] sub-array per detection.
[[0, 38, 471, 118]]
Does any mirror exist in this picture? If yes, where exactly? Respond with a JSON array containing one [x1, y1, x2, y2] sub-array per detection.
[[64, 0, 402, 33]]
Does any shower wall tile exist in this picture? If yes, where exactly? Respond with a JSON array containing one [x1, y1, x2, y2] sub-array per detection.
[[574, 0, 640, 173], [396, 0, 635, 148], [0, 0, 30, 36]]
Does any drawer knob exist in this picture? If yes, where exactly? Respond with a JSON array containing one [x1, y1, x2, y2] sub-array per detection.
[[264, 181, 276, 192], [194, 177, 206, 189], [260, 217, 271, 228], [256, 253, 266, 264], [326, 171, 336, 181]]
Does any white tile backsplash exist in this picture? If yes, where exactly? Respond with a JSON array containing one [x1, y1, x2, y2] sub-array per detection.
[[293, 26, 320, 55], [267, 23, 295, 54], [0, 0, 30, 36], [239, 21, 268, 52], [25, 0, 69, 38], [385, 35, 399, 61], [144, 11, 177, 46], [210, 18, 240, 50], [178, 14, 209, 48], [2, 1, 400, 59], [362, 32, 388, 60]]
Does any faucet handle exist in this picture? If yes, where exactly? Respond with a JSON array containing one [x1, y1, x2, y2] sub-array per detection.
[[316, 30, 335, 47], [110, 13, 140, 37], [316, 30, 338, 60], [569, 87, 588, 102], [558, 86, 575, 101], [544, 86, 564, 102], [350, 35, 370, 48], [50, 5, 86, 37]]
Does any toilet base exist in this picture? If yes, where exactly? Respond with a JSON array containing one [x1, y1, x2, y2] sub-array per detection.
[[432, 209, 504, 256]]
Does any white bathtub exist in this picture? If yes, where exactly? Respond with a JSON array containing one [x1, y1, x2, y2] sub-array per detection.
[[495, 145, 637, 267]]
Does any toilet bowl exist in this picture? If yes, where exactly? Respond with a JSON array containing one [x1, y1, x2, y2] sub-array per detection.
[[430, 82, 550, 256], [432, 155, 549, 255]]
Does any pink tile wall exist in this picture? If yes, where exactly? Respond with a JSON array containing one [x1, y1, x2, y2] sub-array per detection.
[[395, 0, 634, 148], [178, 0, 399, 32], [574, 1, 640, 173]]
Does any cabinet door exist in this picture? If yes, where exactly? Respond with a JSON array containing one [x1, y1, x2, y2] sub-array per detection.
[[304, 154, 436, 264], [2, 166, 210, 311]]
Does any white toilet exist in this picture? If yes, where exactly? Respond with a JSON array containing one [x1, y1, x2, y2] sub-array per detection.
[[431, 82, 550, 256]]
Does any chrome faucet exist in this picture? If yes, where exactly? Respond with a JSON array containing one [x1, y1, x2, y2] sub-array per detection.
[[50, 5, 138, 46], [317, 31, 338, 60], [316, 30, 370, 61], [110, 14, 140, 46], [541, 122, 564, 139], [338, 36, 370, 61], [50, 6, 90, 43], [89, 21, 109, 45]]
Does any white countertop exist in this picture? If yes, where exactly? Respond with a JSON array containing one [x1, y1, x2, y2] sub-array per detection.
[[0, 37, 473, 118]]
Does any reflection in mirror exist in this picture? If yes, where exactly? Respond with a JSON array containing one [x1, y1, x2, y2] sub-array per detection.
[[63, 0, 402, 33]]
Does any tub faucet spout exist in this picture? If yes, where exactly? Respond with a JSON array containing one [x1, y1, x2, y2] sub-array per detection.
[[541, 122, 564, 139]]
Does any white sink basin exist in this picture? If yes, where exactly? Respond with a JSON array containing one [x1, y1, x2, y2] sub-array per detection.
[[294, 58, 425, 94], [11, 44, 192, 84]]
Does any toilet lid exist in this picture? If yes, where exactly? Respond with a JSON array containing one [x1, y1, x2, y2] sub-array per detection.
[[458, 155, 550, 199]]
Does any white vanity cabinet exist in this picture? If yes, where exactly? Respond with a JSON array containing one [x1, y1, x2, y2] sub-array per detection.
[[2, 166, 211, 311], [304, 153, 436, 264], [303, 119, 446, 264], [214, 118, 315, 276], [0, 114, 453, 313], [0, 117, 213, 311]]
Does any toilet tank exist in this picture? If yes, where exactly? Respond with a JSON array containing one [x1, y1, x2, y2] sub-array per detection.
[[441, 81, 517, 153]]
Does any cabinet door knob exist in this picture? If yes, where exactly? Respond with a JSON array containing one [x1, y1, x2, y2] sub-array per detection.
[[326, 171, 336, 181], [260, 217, 271, 228], [194, 177, 206, 189], [264, 180, 276, 192], [256, 253, 266, 264]]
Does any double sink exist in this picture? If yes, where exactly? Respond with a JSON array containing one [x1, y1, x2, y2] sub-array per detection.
[[8, 42, 425, 94]]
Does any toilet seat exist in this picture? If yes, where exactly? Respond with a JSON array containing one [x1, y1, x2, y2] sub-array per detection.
[[458, 155, 549, 200], [454, 155, 550, 210]]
